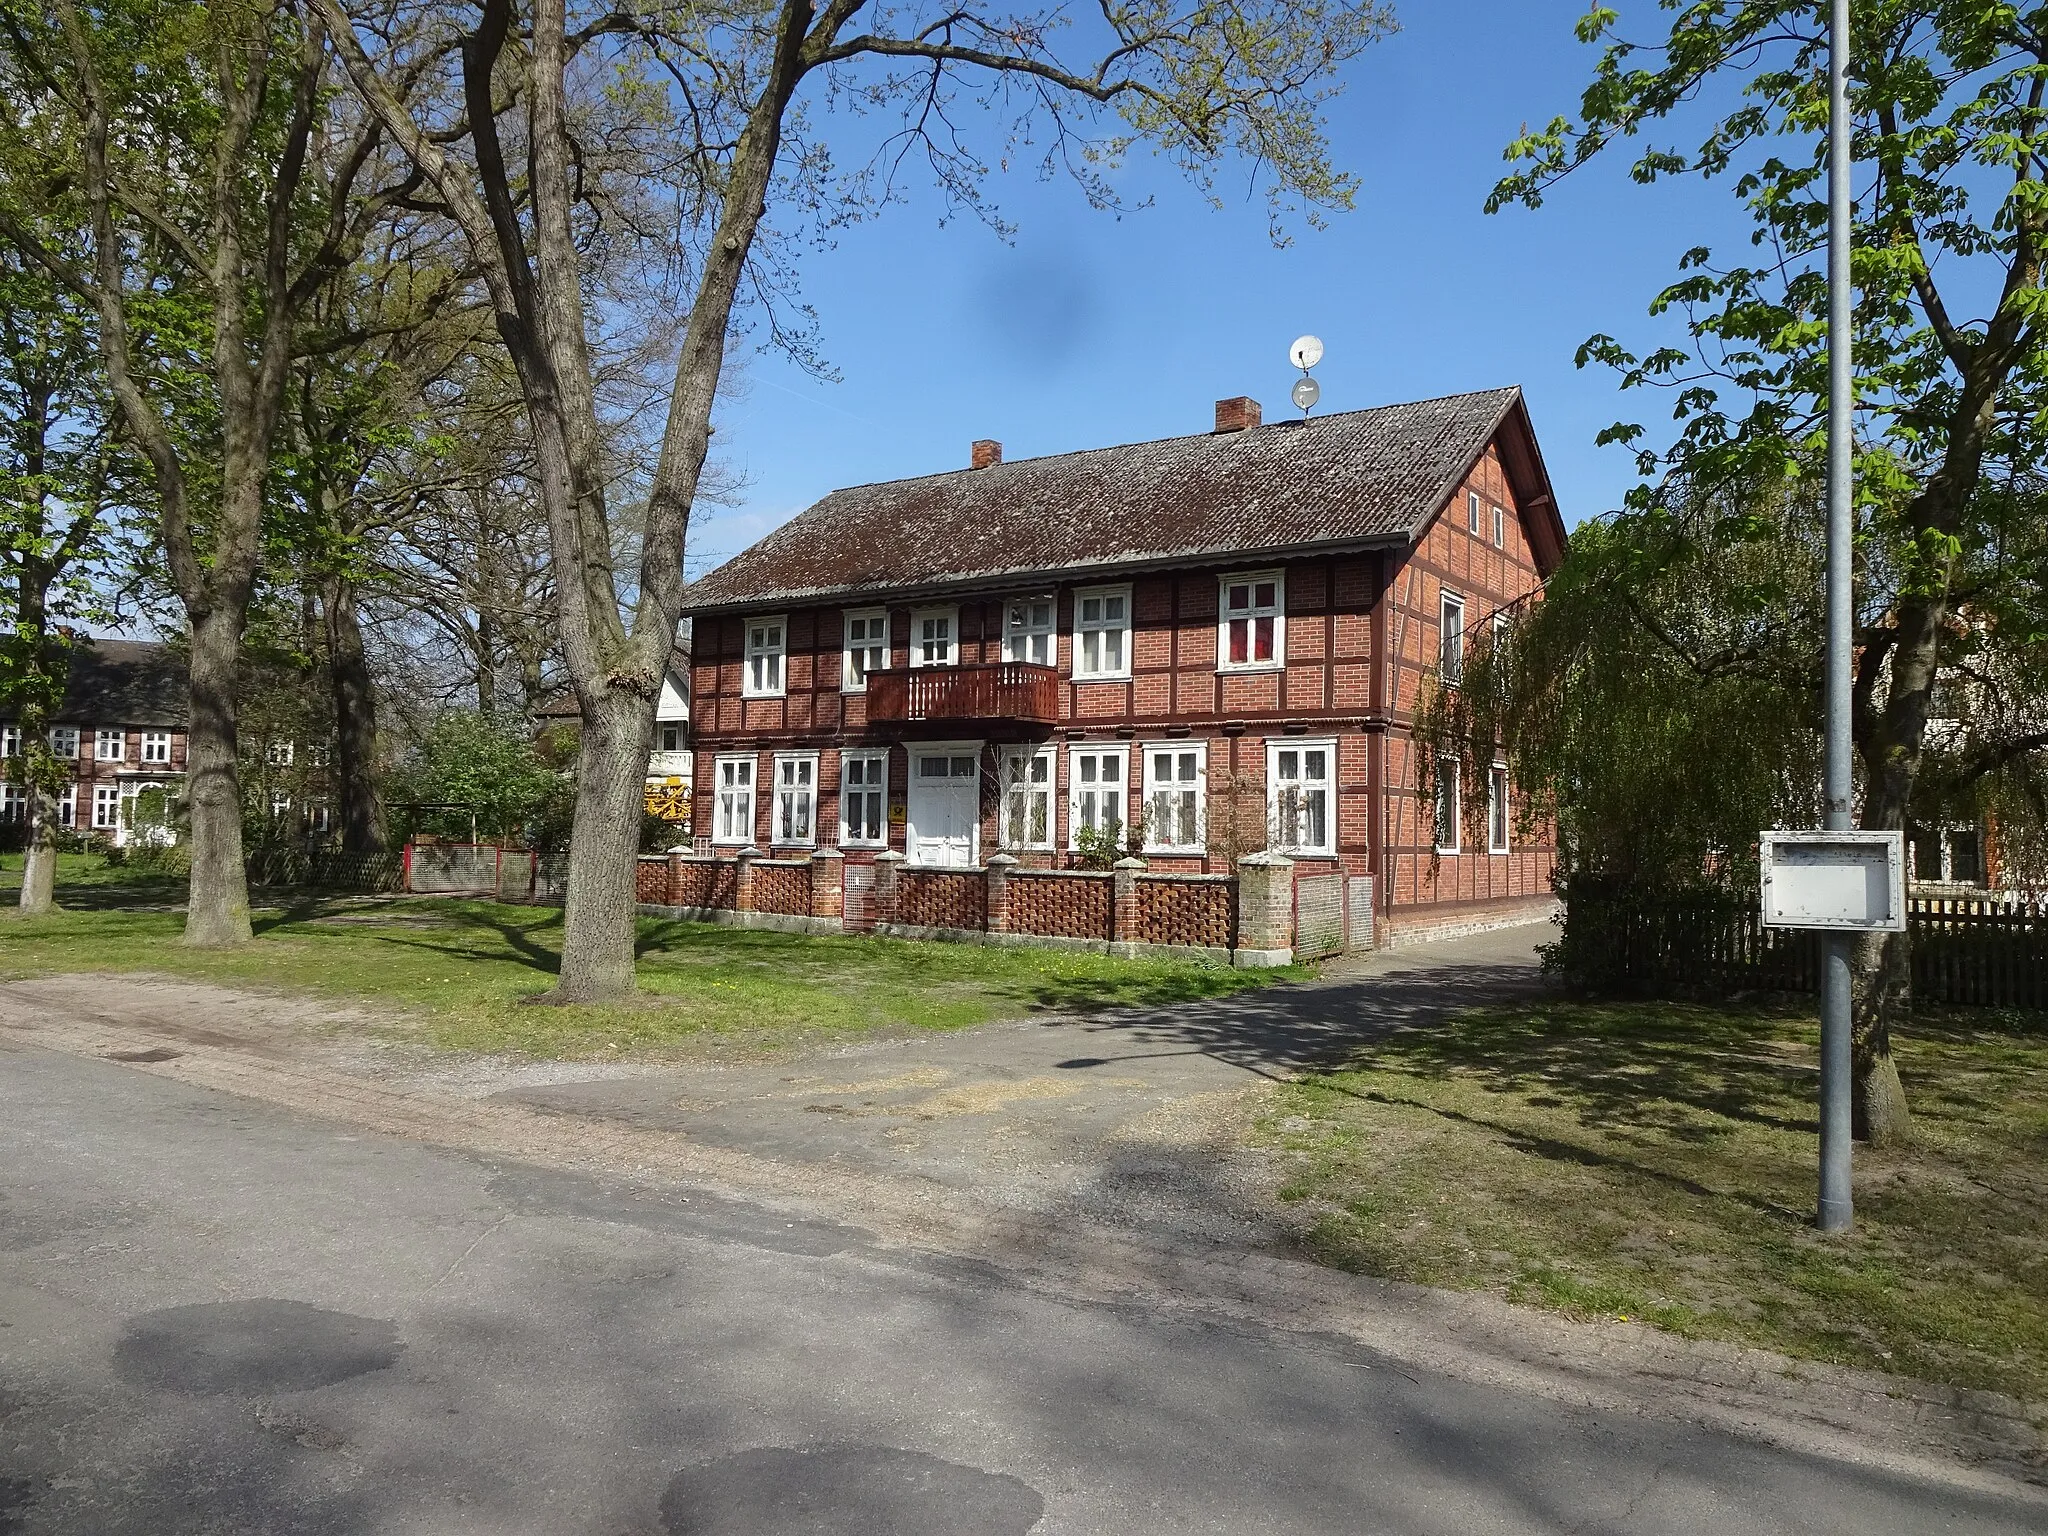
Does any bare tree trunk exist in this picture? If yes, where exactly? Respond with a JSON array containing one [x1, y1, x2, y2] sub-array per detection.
[[1850, 928, 1914, 1143], [183, 603, 252, 945], [18, 782, 59, 914], [556, 691, 650, 999], [321, 569, 384, 853]]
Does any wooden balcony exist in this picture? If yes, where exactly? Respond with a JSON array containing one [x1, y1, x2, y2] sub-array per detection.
[[866, 662, 1060, 726]]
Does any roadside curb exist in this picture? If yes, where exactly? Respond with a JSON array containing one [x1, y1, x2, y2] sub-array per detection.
[[3, 1003, 2042, 1502]]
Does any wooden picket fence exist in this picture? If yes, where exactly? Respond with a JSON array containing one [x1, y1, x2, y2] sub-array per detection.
[[1561, 892, 2046, 1009]]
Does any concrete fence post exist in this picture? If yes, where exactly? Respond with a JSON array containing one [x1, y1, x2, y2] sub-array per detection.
[[1235, 851, 1295, 967], [873, 850, 904, 927], [733, 847, 759, 913], [1112, 856, 1147, 947], [984, 852, 1018, 934], [810, 847, 845, 925]]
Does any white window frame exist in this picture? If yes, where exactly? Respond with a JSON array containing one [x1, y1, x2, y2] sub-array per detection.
[[1488, 763, 1510, 854], [910, 606, 958, 668], [1218, 570, 1285, 673], [269, 789, 293, 821], [998, 745, 1056, 851], [266, 739, 294, 767], [95, 729, 125, 762], [772, 751, 819, 847], [1002, 596, 1056, 668], [1440, 592, 1466, 683], [1436, 756, 1462, 855], [712, 753, 757, 845], [1142, 741, 1207, 854], [58, 785, 76, 827], [1268, 737, 1336, 857], [0, 784, 23, 822], [142, 730, 172, 765], [1492, 503, 1506, 549], [1067, 746, 1129, 850], [657, 722, 686, 754], [92, 783, 121, 829], [1072, 584, 1133, 681], [840, 750, 889, 848], [49, 726, 78, 758], [307, 743, 332, 768], [1467, 489, 1483, 535], [0, 725, 17, 758], [842, 607, 889, 692], [743, 615, 787, 699]]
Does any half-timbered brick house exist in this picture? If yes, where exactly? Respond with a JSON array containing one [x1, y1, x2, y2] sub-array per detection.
[[678, 387, 1565, 945]]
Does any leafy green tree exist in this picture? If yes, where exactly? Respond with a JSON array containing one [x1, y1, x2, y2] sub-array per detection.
[[1423, 482, 1828, 902], [1488, 0, 2048, 1140], [314, 0, 1394, 1000], [0, 246, 118, 915], [392, 710, 563, 845], [0, 0, 426, 944]]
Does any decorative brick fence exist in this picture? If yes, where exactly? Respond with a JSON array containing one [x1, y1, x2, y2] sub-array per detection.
[[632, 847, 1303, 965]]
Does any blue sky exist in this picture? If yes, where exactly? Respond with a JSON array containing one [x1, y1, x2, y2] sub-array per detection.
[[689, 0, 1754, 579]]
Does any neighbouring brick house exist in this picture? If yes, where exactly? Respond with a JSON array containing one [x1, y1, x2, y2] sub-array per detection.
[[535, 645, 694, 829], [0, 639, 187, 847], [674, 388, 1567, 952]]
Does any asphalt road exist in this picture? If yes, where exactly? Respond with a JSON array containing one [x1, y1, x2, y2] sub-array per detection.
[[2, 1041, 2042, 1535]]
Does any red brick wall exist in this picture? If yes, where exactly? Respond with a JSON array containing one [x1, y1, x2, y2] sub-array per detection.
[[1007, 870, 1112, 938], [754, 861, 812, 916], [635, 856, 669, 903], [670, 858, 737, 909], [1133, 876, 1235, 949], [899, 870, 987, 931]]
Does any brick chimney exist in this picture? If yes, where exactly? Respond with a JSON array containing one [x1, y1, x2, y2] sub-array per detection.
[[1214, 396, 1262, 433], [971, 439, 1002, 469]]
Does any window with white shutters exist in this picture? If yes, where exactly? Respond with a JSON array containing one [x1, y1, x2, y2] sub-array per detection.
[[1269, 740, 1334, 856], [910, 607, 957, 668], [714, 755, 755, 844], [744, 618, 787, 698], [840, 752, 887, 846], [1143, 745, 1205, 852], [1003, 598, 1055, 667], [774, 754, 817, 846], [843, 609, 888, 691], [1000, 747, 1054, 850], [1068, 748, 1127, 847], [1073, 586, 1131, 679], [1440, 593, 1466, 683], [1219, 573, 1283, 671], [1436, 757, 1462, 854]]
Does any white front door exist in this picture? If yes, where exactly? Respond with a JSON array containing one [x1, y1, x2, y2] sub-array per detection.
[[907, 748, 980, 866]]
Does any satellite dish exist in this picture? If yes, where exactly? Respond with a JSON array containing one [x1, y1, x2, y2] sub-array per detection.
[[1289, 335, 1324, 371], [1291, 376, 1321, 412]]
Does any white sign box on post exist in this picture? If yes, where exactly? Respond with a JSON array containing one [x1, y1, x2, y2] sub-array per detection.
[[1760, 830, 1906, 932]]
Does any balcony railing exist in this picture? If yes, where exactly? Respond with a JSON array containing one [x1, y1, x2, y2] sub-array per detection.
[[866, 662, 1059, 726]]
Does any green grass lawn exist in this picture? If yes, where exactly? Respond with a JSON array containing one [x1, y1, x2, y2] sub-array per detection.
[[1259, 998, 2048, 1406], [0, 854, 1305, 1058]]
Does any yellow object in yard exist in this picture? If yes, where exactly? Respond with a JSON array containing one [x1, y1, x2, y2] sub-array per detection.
[[644, 780, 691, 827]]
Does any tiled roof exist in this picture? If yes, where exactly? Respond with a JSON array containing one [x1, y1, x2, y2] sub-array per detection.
[[682, 388, 1538, 614], [50, 639, 187, 728]]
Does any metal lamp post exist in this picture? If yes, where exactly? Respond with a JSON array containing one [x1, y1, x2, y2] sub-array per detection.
[[1818, 0, 1856, 1233]]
